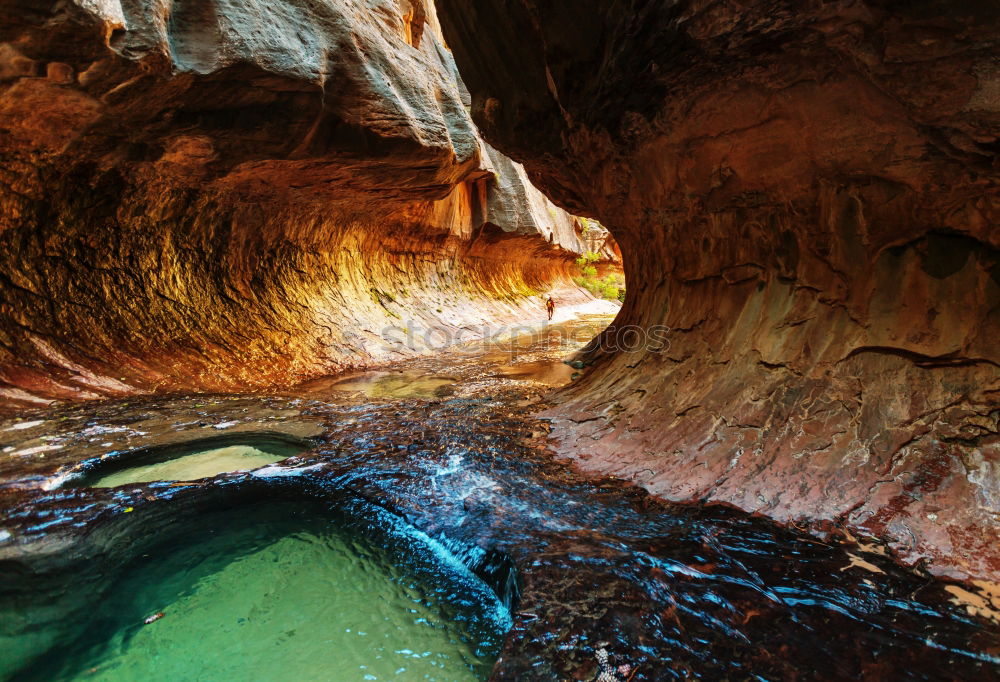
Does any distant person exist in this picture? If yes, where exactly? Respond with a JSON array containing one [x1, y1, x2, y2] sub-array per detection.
[[546, 296, 555, 320]]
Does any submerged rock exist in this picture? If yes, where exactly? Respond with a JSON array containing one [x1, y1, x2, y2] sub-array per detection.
[[2, 378, 999, 680]]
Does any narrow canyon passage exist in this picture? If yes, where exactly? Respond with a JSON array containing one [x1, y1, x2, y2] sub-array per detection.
[[1, 0, 999, 679]]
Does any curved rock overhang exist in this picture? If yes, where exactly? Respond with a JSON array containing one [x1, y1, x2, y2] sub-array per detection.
[[0, 0, 617, 407], [435, 0, 1000, 580]]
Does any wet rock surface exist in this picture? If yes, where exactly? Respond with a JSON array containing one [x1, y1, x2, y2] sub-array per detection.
[[2, 315, 999, 680], [436, 0, 1000, 582], [0, 0, 619, 407]]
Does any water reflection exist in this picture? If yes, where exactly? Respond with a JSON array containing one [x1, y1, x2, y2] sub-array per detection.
[[3, 311, 998, 680], [325, 371, 458, 399]]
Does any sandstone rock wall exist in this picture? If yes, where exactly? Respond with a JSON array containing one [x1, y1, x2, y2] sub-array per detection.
[[437, 0, 1000, 580], [0, 0, 609, 406]]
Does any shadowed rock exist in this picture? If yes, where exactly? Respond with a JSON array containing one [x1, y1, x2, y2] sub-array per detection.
[[436, 0, 1000, 581]]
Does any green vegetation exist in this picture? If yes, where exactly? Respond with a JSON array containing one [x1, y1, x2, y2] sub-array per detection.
[[577, 217, 602, 236], [573, 251, 625, 302]]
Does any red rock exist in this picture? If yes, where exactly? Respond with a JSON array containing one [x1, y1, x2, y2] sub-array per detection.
[[0, 0, 620, 406], [437, 0, 1000, 581]]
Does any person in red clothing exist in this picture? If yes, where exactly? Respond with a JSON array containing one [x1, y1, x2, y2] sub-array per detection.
[[546, 296, 555, 320]]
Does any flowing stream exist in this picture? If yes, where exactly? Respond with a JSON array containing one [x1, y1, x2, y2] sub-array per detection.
[[1, 311, 998, 680]]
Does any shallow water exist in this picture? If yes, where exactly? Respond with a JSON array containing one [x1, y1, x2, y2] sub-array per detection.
[[494, 358, 575, 385], [88, 444, 287, 488], [310, 315, 612, 399], [3, 311, 999, 680], [307, 395, 1000, 679], [8, 498, 508, 682], [325, 372, 457, 399]]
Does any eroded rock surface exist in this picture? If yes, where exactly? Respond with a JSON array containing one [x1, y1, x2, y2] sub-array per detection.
[[437, 0, 1000, 580], [0, 0, 615, 407]]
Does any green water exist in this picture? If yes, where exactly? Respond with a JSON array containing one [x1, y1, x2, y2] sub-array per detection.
[[88, 444, 289, 488], [10, 500, 508, 682]]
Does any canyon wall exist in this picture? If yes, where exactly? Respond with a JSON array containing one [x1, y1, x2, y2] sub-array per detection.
[[437, 0, 1000, 581], [0, 0, 608, 407]]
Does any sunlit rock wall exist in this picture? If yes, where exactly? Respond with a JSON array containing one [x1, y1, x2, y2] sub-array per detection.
[[437, 0, 1000, 580], [0, 0, 611, 406]]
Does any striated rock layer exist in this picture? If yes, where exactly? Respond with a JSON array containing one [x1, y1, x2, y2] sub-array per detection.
[[437, 0, 1000, 580], [0, 0, 613, 406]]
